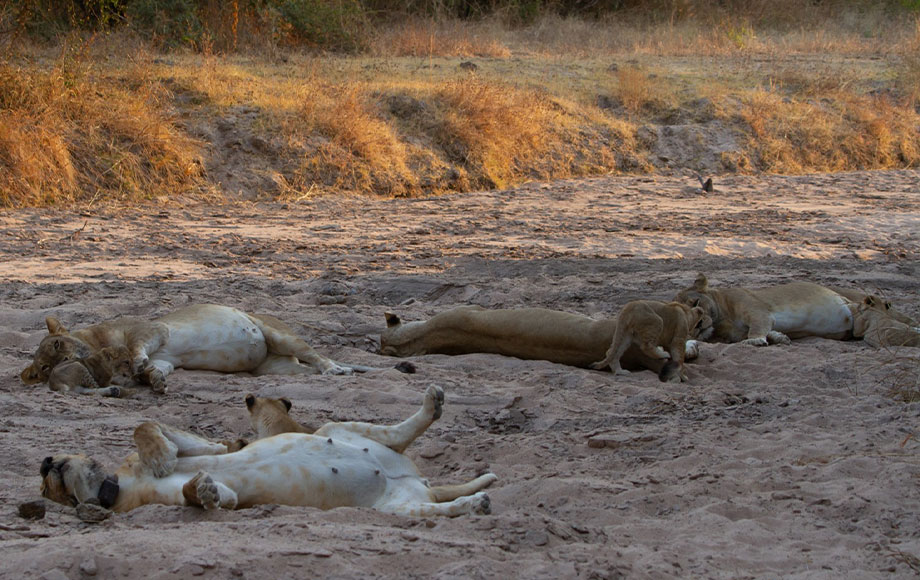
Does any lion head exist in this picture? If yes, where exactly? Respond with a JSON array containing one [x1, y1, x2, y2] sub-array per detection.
[[21, 317, 93, 385], [674, 274, 720, 329], [244, 394, 316, 438], [687, 305, 714, 341], [39, 454, 107, 507]]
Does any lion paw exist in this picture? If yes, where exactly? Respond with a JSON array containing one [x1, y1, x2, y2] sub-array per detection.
[[767, 331, 792, 345], [741, 337, 769, 347], [194, 472, 220, 510], [589, 360, 609, 371], [614, 368, 631, 376], [470, 492, 491, 515], [145, 440, 179, 478], [684, 340, 700, 360], [75, 501, 112, 523], [424, 385, 445, 420], [144, 367, 168, 394], [322, 363, 353, 376]]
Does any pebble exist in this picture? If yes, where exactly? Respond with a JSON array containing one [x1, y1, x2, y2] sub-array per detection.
[[18, 500, 45, 520]]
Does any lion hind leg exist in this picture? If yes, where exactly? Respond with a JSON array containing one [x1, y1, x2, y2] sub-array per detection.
[[590, 321, 633, 373], [317, 385, 443, 453], [429, 473, 497, 502], [158, 424, 232, 457], [384, 492, 492, 517], [182, 471, 238, 510], [248, 314, 351, 376], [134, 422, 179, 477]]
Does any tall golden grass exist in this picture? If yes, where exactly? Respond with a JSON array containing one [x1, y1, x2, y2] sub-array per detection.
[[0, 41, 202, 207], [3, 10, 920, 206]]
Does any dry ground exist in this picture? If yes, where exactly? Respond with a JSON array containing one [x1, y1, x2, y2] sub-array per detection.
[[0, 170, 918, 578]]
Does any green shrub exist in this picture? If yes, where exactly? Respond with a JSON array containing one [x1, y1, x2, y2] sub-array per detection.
[[126, 0, 202, 46], [275, 0, 368, 51]]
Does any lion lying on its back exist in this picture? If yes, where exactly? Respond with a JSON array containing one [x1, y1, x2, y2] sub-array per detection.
[[40, 386, 496, 519], [379, 305, 707, 381]]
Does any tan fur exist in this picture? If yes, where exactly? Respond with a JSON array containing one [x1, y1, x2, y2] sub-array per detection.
[[47, 346, 135, 397], [851, 296, 920, 348], [40, 386, 496, 518], [379, 305, 708, 382], [244, 394, 319, 438], [673, 274, 857, 346], [590, 300, 711, 382], [22, 304, 372, 394], [833, 288, 918, 326]]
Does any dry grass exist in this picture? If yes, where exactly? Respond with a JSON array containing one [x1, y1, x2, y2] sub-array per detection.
[[737, 89, 920, 173], [0, 42, 203, 207], [371, 18, 511, 58], [3, 11, 920, 205], [283, 79, 417, 196]]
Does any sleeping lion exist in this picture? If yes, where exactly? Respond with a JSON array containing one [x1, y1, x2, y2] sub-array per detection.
[[22, 304, 385, 394], [39, 386, 496, 519]]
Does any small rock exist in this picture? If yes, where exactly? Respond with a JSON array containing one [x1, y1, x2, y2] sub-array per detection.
[[80, 556, 99, 576], [18, 500, 45, 520], [394, 361, 416, 374], [524, 529, 549, 546]]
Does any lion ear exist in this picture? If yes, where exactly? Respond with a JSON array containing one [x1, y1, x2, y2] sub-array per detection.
[[385, 312, 401, 328], [46, 317, 68, 335], [280, 398, 293, 412], [863, 295, 877, 307], [693, 274, 708, 292], [245, 394, 256, 409]]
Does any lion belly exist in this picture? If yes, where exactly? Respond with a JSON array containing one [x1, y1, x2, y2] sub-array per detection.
[[176, 433, 390, 509], [153, 305, 268, 372], [758, 285, 854, 338]]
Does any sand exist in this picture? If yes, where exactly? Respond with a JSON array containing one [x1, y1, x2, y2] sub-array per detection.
[[0, 169, 918, 578]]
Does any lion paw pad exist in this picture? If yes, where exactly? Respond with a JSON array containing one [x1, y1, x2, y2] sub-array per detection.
[[471, 492, 491, 515], [425, 385, 445, 420], [196, 474, 220, 510]]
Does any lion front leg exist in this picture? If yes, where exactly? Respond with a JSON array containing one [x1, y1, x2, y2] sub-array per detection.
[[182, 471, 238, 510], [140, 360, 173, 394]]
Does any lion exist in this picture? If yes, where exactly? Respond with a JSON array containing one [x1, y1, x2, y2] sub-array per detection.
[[47, 346, 136, 398], [589, 300, 711, 382], [244, 394, 320, 437], [39, 386, 496, 519], [851, 296, 920, 348], [833, 288, 918, 327], [21, 304, 385, 394], [379, 306, 708, 382], [672, 274, 861, 346]]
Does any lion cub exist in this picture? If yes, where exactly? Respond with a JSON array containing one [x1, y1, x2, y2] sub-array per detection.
[[852, 296, 920, 348], [591, 300, 710, 382], [244, 394, 321, 439], [47, 346, 136, 397]]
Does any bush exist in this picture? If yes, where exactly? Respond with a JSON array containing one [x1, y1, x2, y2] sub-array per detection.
[[126, 0, 202, 47], [275, 0, 369, 51]]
